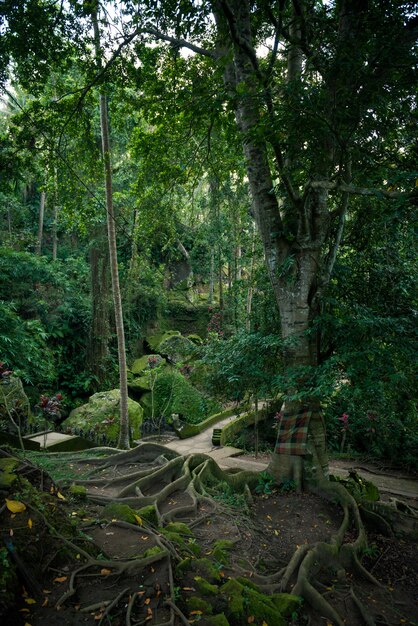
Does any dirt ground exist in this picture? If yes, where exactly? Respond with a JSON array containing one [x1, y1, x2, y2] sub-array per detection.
[[1, 449, 417, 626]]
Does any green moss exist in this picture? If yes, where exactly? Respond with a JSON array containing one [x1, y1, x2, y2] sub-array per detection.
[[207, 614, 230, 626], [0, 457, 18, 489], [220, 579, 301, 626], [186, 596, 213, 614], [235, 577, 261, 592], [187, 334, 203, 345], [69, 485, 87, 499], [136, 505, 159, 527], [176, 558, 192, 574], [212, 540, 234, 565], [147, 330, 181, 351], [194, 576, 219, 596], [165, 522, 192, 536], [271, 593, 303, 615], [194, 558, 222, 582], [128, 375, 151, 392], [221, 579, 245, 617], [102, 503, 137, 523], [143, 546, 164, 558]]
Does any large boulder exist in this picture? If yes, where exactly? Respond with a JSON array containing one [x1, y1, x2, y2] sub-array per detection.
[[158, 334, 196, 363], [63, 389, 143, 445]]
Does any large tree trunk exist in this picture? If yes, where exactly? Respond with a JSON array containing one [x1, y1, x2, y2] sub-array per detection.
[[216, 0, 330, 487]]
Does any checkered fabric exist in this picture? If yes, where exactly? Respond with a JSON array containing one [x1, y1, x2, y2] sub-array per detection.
[[274, 407, 312, 456]]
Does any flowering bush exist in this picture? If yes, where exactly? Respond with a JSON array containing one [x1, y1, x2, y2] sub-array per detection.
[[39, 393, 62, 423]]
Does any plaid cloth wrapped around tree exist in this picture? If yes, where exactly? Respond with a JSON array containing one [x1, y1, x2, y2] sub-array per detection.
[[274, 406, 317, 456]]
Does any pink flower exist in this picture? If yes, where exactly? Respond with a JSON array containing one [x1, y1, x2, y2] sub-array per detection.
[[338, 412, 350, 431]]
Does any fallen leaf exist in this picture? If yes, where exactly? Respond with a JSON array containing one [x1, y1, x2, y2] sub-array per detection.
[[144, 598, 151, 605], [42, 590, 51, 594], [24, 623, 33, 626], [5, 499, 26, 513], [28, 518, 33, 529], [183, 587, 195, 591], [42, 598, 49, 607], [100, 568, 112, 576], [248, 616, 255, 623], [76, 553, 80, 559], [56, 492, 66, 501], [266, 514, 272, 520], [94, 612, 104, 621], [190, 610, 203, 616], [53, 576, 68, 583], [24, 598, 36, 605], [141, 536, 149, 541], [9, 528, 13, 536], [134, 514, 142, 526], [274, 530, 280, 536], [261, 622, 269, 626], [19, 609, 30, 613]]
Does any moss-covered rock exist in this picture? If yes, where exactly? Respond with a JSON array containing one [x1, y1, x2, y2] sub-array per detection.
[[128, 376, 151, 392], [130, 354, 166, 375], [158, 334, 196, 362], [63, 389, 143, 445], [187, 333, 203, 345], [146, 330, 181, 352]]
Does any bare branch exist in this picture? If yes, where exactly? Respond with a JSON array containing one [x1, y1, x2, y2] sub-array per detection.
[[308, 180, 417, 200], [143, 26, 215, 58]]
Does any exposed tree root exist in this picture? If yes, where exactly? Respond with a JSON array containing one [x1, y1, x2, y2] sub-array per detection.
[[30, 444, 416, 625]]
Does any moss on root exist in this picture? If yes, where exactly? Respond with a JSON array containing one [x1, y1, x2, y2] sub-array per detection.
[[220, 578, 302, 626]]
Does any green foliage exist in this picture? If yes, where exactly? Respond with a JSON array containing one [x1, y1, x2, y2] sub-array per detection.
[[254, 472, 275, 495], [198, 331, 282, 403]]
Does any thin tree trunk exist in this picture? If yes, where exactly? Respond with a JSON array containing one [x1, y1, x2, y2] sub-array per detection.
[[88, 232, 110, 388], [209, 248, 215, 304], [52, 165, 58, 261], [92, 6, 130, 450], [35, 190, 45, 255]]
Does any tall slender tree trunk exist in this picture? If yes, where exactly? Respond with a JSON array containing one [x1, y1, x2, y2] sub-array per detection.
[[209, 249, 215, 304], [88, 229, 110, 388], [52, 165, 59, 261], [35, 190, 46, 255], [92, 6, 130, 449]]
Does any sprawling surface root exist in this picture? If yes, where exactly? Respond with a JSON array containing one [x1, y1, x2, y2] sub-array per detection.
[[48, 444, 415, 625]]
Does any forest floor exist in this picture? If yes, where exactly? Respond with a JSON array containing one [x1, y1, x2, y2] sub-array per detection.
[[1, 446, 417, 626]]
